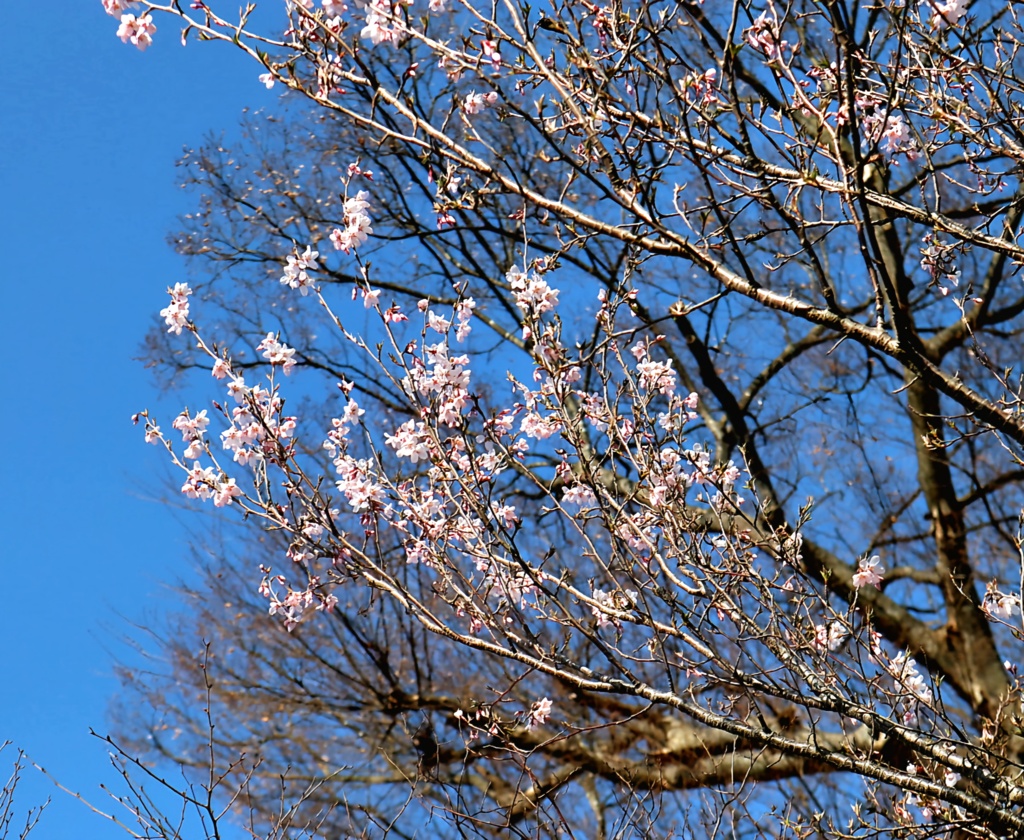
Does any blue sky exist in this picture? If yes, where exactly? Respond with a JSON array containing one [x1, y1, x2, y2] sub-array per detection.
[[1, 6, 272, 837]]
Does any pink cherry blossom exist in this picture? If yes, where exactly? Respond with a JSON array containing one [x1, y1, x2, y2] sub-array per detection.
[[102, 0, 136, 16], [334, 455, 385, 511], [280, 246, 319, 295], [181, 462, 218, 501], [463, 91, 498, 115], [342, 400, 365, 427], [211, 359, 231, 380], [983, 581, 1019, 619], [682, 68, 718, 106], [361, 0, 395, 45], [117, 13, 157, 51], [481, 39, 501, 70], [213, 477, 244, 507], [257, 333, 298, 375], [427, 311, 451, 333], [922, 0, 969, 29], [527, 697, 553, 730], [562, 483, 597, 507], [814, 622, 847, 652], [520, 411, 561, 440], [507, 266, 560, 315], [889, 652, 933, 705], [385, 420, 433, 463], [160, 283, 192, 335], [226, 376, 247, 402], [331, 191, 374, 252], [852, 554, 884, 589], [172, 409, 210, 442], [636, 358, 677, 395], [590, 587, 634, 629], [744, 11, 789, 61]]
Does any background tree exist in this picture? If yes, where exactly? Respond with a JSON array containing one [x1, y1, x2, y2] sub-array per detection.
[[107, 0, 1024, 837], [0, 745, 44, 840]]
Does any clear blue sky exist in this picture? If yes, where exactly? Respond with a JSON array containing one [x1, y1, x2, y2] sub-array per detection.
[[2, 6, 271, 837]]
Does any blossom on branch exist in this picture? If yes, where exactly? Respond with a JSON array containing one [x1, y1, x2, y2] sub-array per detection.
[[889, 652, 934, 706], [330, 190, 374, 253], [102, 0, 136, 15], [463, 91, 498, 115], [361, 0, 397, 45], [922, 0, 970, 28], [257, 333, 298, 375], [852, 554, 885, 590], [526, 698, 553, 730], [116, 13, 157, 50], [280, 246, 319, 295], [507, 266, 559, 315], [744, 10, 789, 62], [159, 283, 191, 335]]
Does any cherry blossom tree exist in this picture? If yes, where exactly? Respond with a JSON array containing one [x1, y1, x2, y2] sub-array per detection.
[[107, 0, 1024, 836]]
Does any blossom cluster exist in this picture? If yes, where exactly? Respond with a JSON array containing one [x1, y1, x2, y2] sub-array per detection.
[[852, 554, 885, 590], [983, 581, 1020, 620], [590, 587, 637, 629], [631, 340, 678, 396], [478, 559, 543, 610], [101, 0, 135, 13], [330, 191, 374, 254], [814, 621, 847, 652], [160, 283, 192, 335], [154, 353, 300, 506], [115, 11, 157, 51], [464, 91, 499, 115], [681, 68, 718, 108], [172, 408, 210, 461], [220, 378, 296, 468], [888, 651, 934, 722], [507, 265, 559, 317], [280, 246, 320, 295], [385, 420, 434, 464], [644, 442, 742, 511], [260, 567, 337, 630], [919, 234, 963, 297], [322, 395, 384, 514], [166, 404, 246, 508], [403, 340, 473, 427], [859, 97, 919, 161], [181, 462, 243, 507], [257, 333, 298, 374], [744, 9, 790, 62], [360, 0, 413, 46], [922, 0, 969, 29]]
